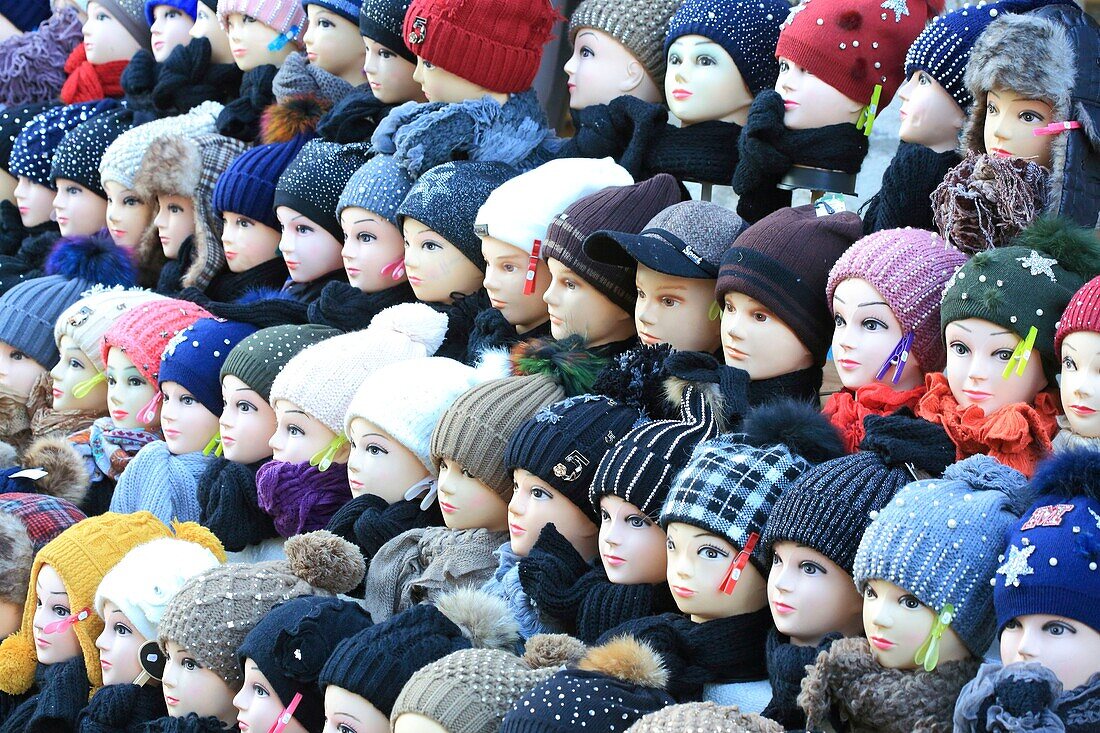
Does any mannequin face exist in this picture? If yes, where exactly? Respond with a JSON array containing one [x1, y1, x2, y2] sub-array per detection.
[[161, 381, 219, 454], [0, 341, 46, 399], [393, 714, 449, 733], [276, 206, 344, 284], [32, 564, 81, 665], [106, 347, 159, 430], [162, 639, 238, 724], [768, 541, 864, 646], [0, 600, 20, 639], [665, 521, 767, 623], [191, 4, 233, 64], [412, 58, 508, 105], [862, 579, 970, 670], [598, 494, 667, 585], [323, 685, 389, 733], [481, 236, 550, 334], [362, 37, 425, 104], [155, 195, 195, 260], [897, 71, 965, 153], [346, 417, 429, 503], [83, 1, 142, 64], [225, 12, 294, 71], [219, 375, 276, 464], [54, 179, 108, 237], [150, 4, 194, 62], [1060, 331, 1100, 438], [234, 658, 308, 733], [436, 457, 508, 531], [544, 257, 635, 347], [270, 399, 343, 465], [339, 208, 408, 293], [984, 88, 1054, 169], [666, 35, 753, 126], [303, 6, 365, 86], [831, 278, 924, 392], [721, 291, 813, 380], [564, 28, 660, 110], [50, 335, 107, 412], [104, 180, 155, 252], [402, 218, 484, 305], [222, 213, 282, 273], [776, 58, 863, 130], [95, 601, 146, 686], [944, 318, 1048, 415], [14, 177, 55, 228], [635, 265, 720, 352], [508, 468, 598, 559], [1000, 614, 1100, 690]]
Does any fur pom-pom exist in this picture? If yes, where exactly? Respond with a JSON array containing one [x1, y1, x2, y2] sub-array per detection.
[[473, 347, 514, 380], [1028, 448, 1100, 503], [577, 635, 668, 689], [133, 134, 202, 200], [1013, 216, 1100, 280], [369, 302, 449, 357], [511, 335, 609, 397], [741, 399, 845, 464], [45, 233, 136, 287], [0, 512, 32, 607], [943, 454, 1034, 513], [260, 94, 330, 144], [0, 441, 19, 469], [0, 631, 38, 694], [435, 588, 519, 652], [523, 634, 587, 669], [170, 520, 227, 563], [233, 287, 300, 305], [284, 530, 366, 594], [592, 343, 676, 418], [20, 436, 89, 505]]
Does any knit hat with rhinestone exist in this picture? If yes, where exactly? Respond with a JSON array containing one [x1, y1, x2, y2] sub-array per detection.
[[853, 454, 1034, 657], [274, 139, 372, 242], [220, 323, 339, 403], [101, 298, 212, 388], [337, 154, 414, 226], [1056, 275, 1100, 358], [216, 0, 306, 47], [359, 0, 415, 63], [8, 100, 118, 187], [302, 0, 357, 23], [54, 287, 167, 373], [665, 0, 790, 96], [50, 108, 134, 198], [0, 103, 51, 173], [570, 0, 682, 88], [158, 317, 258, 416]]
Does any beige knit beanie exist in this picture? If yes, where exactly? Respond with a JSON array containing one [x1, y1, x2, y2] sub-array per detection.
[[53, 286, 166, 373], [625, 702, 785, 733], [568, 0, 683, 86]]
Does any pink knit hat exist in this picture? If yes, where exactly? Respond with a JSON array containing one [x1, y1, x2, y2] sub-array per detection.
[[216, 0, 306, 46], [1055, 275, 1100, 357], [826, 228, 968, 374], [100, 298, 211, 388]]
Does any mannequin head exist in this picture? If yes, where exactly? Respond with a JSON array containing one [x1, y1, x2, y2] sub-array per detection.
[[412, 58, 508, 106], [150, 5, 195, 62], [95, 601, 146, 686], [897, 71, 965, 153], [346, 417, 429, 503], [84, 1, 143, 64], [1000, 614, 1100, 690], [13, 176, 55, 228], [598, 494, 667, 585], [544, 257, 635, 347], [339, 208, 407, 293], [154, 195, 195, 260], [0, 340, 46, 400], [436, 457, 508, 531], [362, 37, 425, 104], [944, 318, 1047, 415], [983, 87, 1054, 169], [665, 521, 767, 623], [269, 399, 346, 465], [276, 206, 344, 284], [160, 380, 219, 454], [666, 35, 752, 126], [162, 639, 238, 724], [32, 564, 82, 665], [775, 58, 863, 130], [54, 179, 108, 238], [221, 213, 281, 273], [234, 658, 308, 733], [635, 264, 720, 352], [219, 374, 276, 464], [721, 290, 813, 380], [565, 28, 661, 110], [1060, 330, 1100, 438], [50, 335, 108, 412], [323, 684, 390, 733], [104, 180, 155, 252], [862, 578, 970, 670], [831, 277, 924, 392], [402, 218, 484, 305], [768, 541, 863, 646], [480, 235, 550, 334], [303, 5, 365, 86], [191, 3, 233, 64], [508, 468, 598, 559], [105, 346, 159, 430], [225, 12, 295, 71]]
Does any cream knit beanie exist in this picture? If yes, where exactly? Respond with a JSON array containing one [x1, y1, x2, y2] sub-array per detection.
[[53, 287, 166, 373]]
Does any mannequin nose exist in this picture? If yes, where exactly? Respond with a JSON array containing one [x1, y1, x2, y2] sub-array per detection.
[[161, 661, 178, 689], [637, 301, 656, 327], [508, 492, 526, 517], [773, 564, 795, 593], [870, 601, 892, 629], [232, 685, 249, 714], [989, 113, 1010, 143], [725, 313, 746, 341], [542, 282, 559, 308], [267, 430, 282, 452]]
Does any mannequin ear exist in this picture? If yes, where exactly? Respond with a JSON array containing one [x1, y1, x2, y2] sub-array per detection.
[[619, 59, 647, 94]]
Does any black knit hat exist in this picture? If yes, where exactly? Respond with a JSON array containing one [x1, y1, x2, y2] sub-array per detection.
[[0, 102, 50, 173], [505, 395, 641, 523], [358, 0, 416, 63], [50, 109, 135, 198], [274, 140, 373, 241]]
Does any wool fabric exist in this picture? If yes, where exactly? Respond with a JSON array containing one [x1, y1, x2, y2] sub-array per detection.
[[212, 133, 311, 231], [50, 108, 134, 198], [0, 103, 52, 173], [1056, 275, 1100, 357], [98, 0, 152, 50], [571, 0, 682, 87], [0, 493, 85, 608], [337, 154, 414, 225], [628, 701, 784, 733], [0, 274, 106, 369], [100, 298, 210, 387], [860, 143, 961, 234], [0, 7, 83, 110], [54, 287, 166, 373], [256, 459, 351, 536], [359, 0, 415, 62], [9, 100, 118, 188], [158, 317, 256, 416], [59, 43, 130, 104], [220, 323, 338, 403], [196, 458, 276, 552], [274, 139, 372, 241], [143, 0, 197, 24], [272, 51, 360, 106], [110, 440, 215, 524], [0, 0, 50, 31], [216, 0, 305, 42], [99, 100, 223, 189]]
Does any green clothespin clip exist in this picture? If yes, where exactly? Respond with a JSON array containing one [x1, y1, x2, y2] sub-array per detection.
[[72, 371, 107, 399], [914, 603, 955, 672], [856, 84, 883, 137], [202, 432, 223, 457], [310, 434, 348, 472], [708, 301, 722, 321], [1001, 326, 1039, 380]]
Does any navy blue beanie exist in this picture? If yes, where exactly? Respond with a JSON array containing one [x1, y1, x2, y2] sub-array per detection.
[[214, 134, 312, 231], [159, 317, 257, 416], [0, 0, 51, 32], [51, 109, 136, 198], [358, 0, 415, 62], [9, 100, 120, 188]]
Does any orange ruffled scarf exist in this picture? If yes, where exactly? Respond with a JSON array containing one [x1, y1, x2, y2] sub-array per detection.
[[823, 381, 927, 453]]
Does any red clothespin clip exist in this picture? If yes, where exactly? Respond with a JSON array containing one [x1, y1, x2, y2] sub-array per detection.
[[42, 607, 91, 635], [1033, 121, 1081, 136], [718, 532, 760, 595], [267, 692, 303, 733], [523, 239, 542, 296]]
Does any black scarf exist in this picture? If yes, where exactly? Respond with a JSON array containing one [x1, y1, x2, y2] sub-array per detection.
[[154, 236, 191, 295], [203, 257, 290, 304], [465, 306, 551, 362], [860, 143, 962, 234], [762, 629, 844, 730], [0, 656, 88, 733], [0, 229, 61, 297], [429, 289, 493, 364], [283, 268, 346, 305], [151, 37, 242, 118], [307, 279, 417, 332], [0, 200, 55, 256], [216, 64, 277, 144], [78, 682, 167, 733], [197, 458, 277, 552], [178, 286, 310, 329], [140, 714, 238, 732], [316, 89, 398, 144]]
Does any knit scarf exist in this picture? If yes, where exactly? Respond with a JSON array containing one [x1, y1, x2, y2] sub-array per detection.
[[197, 457, 277, 552], [488, 542, 560, 640], [110, 441, 214, 524], [282, 268, 346, 305], [69, 416, 161, 483], [272, 51, 361, 106], [203, 257, 290, 305], [0, 375, 48, 456], [255, 459, 351, 537], [0, 5, 83, 109], [307, 280, 416, 332], [953, 662, 1100, 733], [860, 143, 962, 234], [732, 90, 870, 224], [823, 382, 928, 453], [60, 43, 128, 104], [29, 404, 99, 446], [761, 629, 844, 730], [80, 681, 168, 733], [0, 201, 55, 257], [139, 713, 242, 732], [325, 491, 443, 570], [0, 655, 88, 733], [915, 372, 1060, 477], [1051, 416, 1100, 454], [799, 636, 981, 733]]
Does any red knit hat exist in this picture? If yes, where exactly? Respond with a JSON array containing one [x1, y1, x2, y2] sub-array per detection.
[[100, 298, 211, 387], [402, 0, 561, 93], [775, 0, 943, 109], [1056, 275, 1100, 357]]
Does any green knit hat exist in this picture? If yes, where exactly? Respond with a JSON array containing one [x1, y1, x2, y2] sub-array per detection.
[[219, 324, 339, 403]]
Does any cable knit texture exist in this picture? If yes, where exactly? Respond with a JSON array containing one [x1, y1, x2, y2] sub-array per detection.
[[77, 680, 167, 733], [0, 655, 87, 733], [0, 6, 83, 108], [109, 441, 213, 524], [761, 629, 843, 730], [324, 493, 443, 581], [861, 143, 962, 234], [307, 280, 416, 332], [59, 44, 128, 104], [272, 51, 361, 105], [197, 458, 276, 552], [823, 383, 927, 454], [255, 459, 351, 537]]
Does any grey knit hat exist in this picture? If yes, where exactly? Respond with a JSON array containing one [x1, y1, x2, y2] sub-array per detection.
[[626, 702, 784, 733], [568, 0, 683, 87], [97, 0, 151, 50], [337, 154, 414, 225], [0, 276, 98, 368]]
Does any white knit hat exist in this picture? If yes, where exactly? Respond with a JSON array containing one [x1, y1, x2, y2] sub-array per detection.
[[270, 303, 449, 436], [473, 158, 634, 256], [53, 287, 166, 373]]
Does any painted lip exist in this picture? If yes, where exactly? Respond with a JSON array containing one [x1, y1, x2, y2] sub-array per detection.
[[52, 387, 64, 399], [567, 82, 576, 92], [111, 409, 129, 421], [306, 52, 317, 62], [163, 428, 181, 439], [348, 478, 364, 492], [284, 260, 299, 271], [783, 99, 799, 110], [772, 600, 796, 615], [237, 721, 250, 733], [509, 522, 526, 537], [671, 585, 696, 598], [548, 313, 564, 326], [898, 110, 908, 119], [17, 206, 28, 214], [439, 501, 458, 514], [369, 81, 382, 90], [56, 216, 69, 225], [153, 41, 164, 51], [638, 331, 662, 346], [602, 553, 626, 567], [407, 275, 423, 286], [100, 660, 112, 670], [344, 266, 361, 277], [34, 635, 49, 649], [231, 47, 247, 57], [224, 251, 237, 261], [869, 636, 895, 651], [220, 435, 236, 447], [164, 695, 180, 707], [110, 228, 127, 239], [963, 389, 993, 402], [837, 358, 861, 370], [670, 88, 692, 101], [1070, 403, 1097, 416], [724, 346, 749, 361], [989, 147, 1014, 158]]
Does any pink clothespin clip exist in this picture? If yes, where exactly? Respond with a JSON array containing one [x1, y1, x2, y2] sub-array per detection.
[[267, 692, 303, 733], [42, 607, 91, 635], [1033, 121, 1081, 136]]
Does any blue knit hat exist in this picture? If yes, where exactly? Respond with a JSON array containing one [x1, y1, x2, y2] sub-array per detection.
[[664, 0, 789, 95], [9, 100, 119, 188], [854, 454, 1034, 658], [143, 0, 197, 24], [0, 0, 51, 31], [274, 140, 373, 241], [358, 0, 415, 63], [397, 161, 518, 273], [50, 109, 136, 198], [337, 155, 414, 225], [213, 135, 312, 230], [302, 0, 358, 23], [159, 317, 258, 417]]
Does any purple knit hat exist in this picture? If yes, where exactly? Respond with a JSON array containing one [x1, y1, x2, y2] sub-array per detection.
[[826, 228, 968, 374]]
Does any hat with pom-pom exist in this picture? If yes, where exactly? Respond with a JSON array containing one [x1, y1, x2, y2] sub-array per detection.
[[158, 317, 258, 417], [54, 287, 167, 374], [157, 529, 365, 689], [854, 454, 1034, 657], [359, 0, 415, 63], [8, 100, 119, 187], [275, 139, 372, 242], [1056, 274, 1100, 358], [220, 323, 339, 403], [0, 493, 86, 609], [337, 154, 415, 226], [101, 298, 211, 389]]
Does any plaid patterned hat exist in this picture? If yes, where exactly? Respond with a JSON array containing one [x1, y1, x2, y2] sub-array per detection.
[[0, 493, 86, 607]]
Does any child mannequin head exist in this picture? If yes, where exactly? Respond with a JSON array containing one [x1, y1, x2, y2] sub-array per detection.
[[357, 0, 425, 104], [12, 177, 55, 228], [1056, 276, 1100, 439], [189, 0, 232, 63], [337, 155, 414, 293], [301, 1, 365, 86], [84, 0, 149, 63], [217, 0, 306, 70], [145, 0, 196, 61]]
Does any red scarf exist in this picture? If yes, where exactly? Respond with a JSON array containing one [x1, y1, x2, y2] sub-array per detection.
[[822, 381, 927, 453], [915, 372, 1060, 477], [60, 43, 128, 104]]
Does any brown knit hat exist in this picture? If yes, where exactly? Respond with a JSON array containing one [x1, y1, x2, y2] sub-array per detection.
[[156, 531, 365, 689], [391, 634, 588, 733], [568, 0, 683, 87], [625, 701, 784, 733]]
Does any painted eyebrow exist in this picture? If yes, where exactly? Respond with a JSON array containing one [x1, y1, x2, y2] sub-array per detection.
[[284, 409, 308, 416], [350, 218, 379, 225], [857, 301, 890, 308]]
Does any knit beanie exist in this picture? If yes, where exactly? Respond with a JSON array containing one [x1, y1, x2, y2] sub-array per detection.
[[54, 286, 166, 373], [0, 511, 176, 695], [585, 201, 743, 279], [401, 0, 559, 94], [359, 0, 415, 62], [570, 0, 682, 88], [144, 0, 198, 24], [50, 108, 135, 198], [0, 0, 51, 32], [475, 158, 633, 257], [775, 0, 944, 108], [853, 454, 1033, 657], [396, 160, 518, 273], [217, 0, 306, 46], [237, 596, 372, 731], [101, 298, 212, 388], [302, 0, 357, 22], [0, 103, 52, 174], [337, 154, 415, 226], [94, 525, 226, 642], [98, 0, 153, 50], [665, 0, 789, 96], [0, 493, 85, 609], [826, 228, 968, 374], [542, 174, 684, 314], [505, 395, 641, 523], [589, 386, 720, 521], [269, 302, 448, 434], [1056, 274, 1100, 357], [274, 139, 373, 242], [212, 134, 311, 231], [157, 530, 365, 689], [220, 323, 339, 403], [158, 317, 257, 417], [318, 589, 519, 717], [626, 702, 784, 733], [715, 205, 862, 367], [8, 100, 119, 187]]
